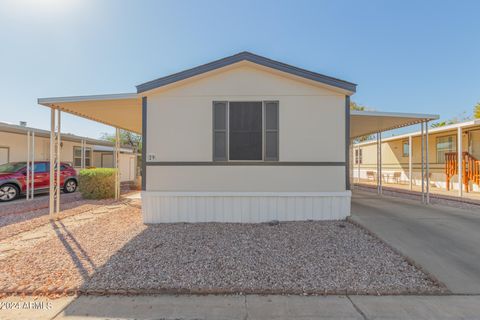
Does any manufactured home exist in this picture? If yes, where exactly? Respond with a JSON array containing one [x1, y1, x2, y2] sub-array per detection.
[[0, 121, 137, 182], [353, 119, 480, 193], [38, 52, 437, 222]]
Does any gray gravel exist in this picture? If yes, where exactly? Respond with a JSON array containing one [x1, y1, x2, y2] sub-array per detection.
[[83, 219, 445, 295], [1, 201, 445, 296]]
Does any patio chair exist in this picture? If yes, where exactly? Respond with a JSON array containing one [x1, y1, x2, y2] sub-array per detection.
[[366, 171, 375, 181], [392, 172, 402, 184]]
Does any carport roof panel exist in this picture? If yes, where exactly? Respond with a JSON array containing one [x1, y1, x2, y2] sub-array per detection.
[[350, 110, 439, 139], [38, 94, 439, 139], [38, 93, 142, 134]]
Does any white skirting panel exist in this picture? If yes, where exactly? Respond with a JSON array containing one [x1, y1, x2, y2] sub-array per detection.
[[141, 191, 351, 223]]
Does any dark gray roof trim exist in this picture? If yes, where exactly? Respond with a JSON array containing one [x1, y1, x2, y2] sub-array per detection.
[[136, 52, 357, 94]]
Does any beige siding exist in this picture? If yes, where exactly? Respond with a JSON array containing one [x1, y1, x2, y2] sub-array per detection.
[[145, 64, 347, 194], [0, 131, 93, 164], [146, 65, 346, 163], [146, 166, 345, 192]]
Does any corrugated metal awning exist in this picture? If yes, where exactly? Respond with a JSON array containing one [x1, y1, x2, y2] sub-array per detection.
[[38, 93, 141, 134], [39, 94, 439, 139], [350, 110, 439, 139]]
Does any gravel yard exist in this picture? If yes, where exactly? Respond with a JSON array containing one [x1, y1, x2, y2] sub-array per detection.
[[0, 200, 446, 296], [0, 192, 82, 217], [0, 198, 117, 241]]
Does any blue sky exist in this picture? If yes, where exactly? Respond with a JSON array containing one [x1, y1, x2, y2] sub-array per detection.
[[0, 0, 479, 139]]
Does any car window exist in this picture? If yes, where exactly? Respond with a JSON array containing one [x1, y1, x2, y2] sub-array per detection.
[[0, 162, 26, 173], [34, 163, 48, 173]]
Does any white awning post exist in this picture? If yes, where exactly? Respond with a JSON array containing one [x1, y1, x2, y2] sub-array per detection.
[[421, 122, 425, 204], [31, 131, 35, 199], [49, 109, 55, 215], [408, 135, 413, 190], [376, 133, 379, 194], [80, 139, 84, 169], [26, 131, 30, 200], [115, 128, 120, 200], [425, 121, 430, 204], [56, 111, 61, 213], [49, 108, 61, 216], [357, 145, 361, 183], [458, 126, 463, 197], [379, 131, 382, 195]]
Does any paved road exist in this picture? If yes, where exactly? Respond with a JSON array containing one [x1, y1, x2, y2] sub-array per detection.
[[351, 190, 480, 294], [2, 294, 480, 320]]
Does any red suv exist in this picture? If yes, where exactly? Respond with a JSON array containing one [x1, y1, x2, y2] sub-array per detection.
[[0, 161, 78, 202]]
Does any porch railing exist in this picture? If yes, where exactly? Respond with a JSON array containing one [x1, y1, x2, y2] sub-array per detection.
[[445, 151, 480, 192]]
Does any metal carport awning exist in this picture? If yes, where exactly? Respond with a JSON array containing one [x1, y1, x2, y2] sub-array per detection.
[[350, 110, 440, 205], [350, 110, 439, 139], [38, 93, 142, 134], [38, 93, 142, 214], [38, 96, 439, 140]]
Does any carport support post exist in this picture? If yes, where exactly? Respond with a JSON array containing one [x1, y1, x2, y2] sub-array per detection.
[[357, 145, 361, 183], [49, 109, 55, 215], [81, 139, 85, 169], [26, 131, 30, 200], [376, 133, 379, 193], [30, 131, 35, 199], [458, 126, 463, 197], [376, 132, 382, 195], [26, 131, 36, 200], [379, 132, 382, 194], [421, 122, 425, 204], [114, 128, 120, 200], [56, 111, 61, 213], [425, 121, 430, 204], [49, 108, 61, 215], [408, 135, 413, 190]]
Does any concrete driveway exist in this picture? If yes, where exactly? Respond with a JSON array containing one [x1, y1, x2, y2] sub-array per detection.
[[351, 190, 480, 294]]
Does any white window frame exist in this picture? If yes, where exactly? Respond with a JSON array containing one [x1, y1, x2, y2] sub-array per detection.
[[354, 148, 362, 165], [402, 140, 409, 157], [436, 134, 456, 164], [73, 146, 92, 168]]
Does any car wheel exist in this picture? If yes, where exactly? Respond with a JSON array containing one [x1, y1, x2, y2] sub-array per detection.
[[64, 179, 77, 193], [0, 184, 19, 202]]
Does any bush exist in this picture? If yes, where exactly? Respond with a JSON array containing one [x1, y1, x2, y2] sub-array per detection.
[[78, 168, 117, 199]]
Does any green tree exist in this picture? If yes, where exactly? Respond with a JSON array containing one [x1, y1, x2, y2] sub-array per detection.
[[100, 130, 142, 154], [431, 110, 472, 128], [350, 101, 373, 142], [474, 102, 480, 119], [350, 101, 367, 111]]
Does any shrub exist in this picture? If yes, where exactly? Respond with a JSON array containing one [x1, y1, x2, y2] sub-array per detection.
[[78, 168, 117, 199]]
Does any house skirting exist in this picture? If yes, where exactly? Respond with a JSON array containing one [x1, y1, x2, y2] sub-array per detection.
[[141, 191, 351, 223]]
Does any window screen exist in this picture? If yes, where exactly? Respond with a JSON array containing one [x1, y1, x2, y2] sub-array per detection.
[[213, 102, 227, 161], [73, 146, 92, 167], [402, 141, 409, 157], [229, 102, 263, 160], [264, 101, 279, 161], [436, 135, 456, 164], [354, 149, 362, 164]]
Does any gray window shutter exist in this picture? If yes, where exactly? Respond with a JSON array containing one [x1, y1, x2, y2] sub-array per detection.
[[265, 101, 279, 161], [213, 101, 227, 161]]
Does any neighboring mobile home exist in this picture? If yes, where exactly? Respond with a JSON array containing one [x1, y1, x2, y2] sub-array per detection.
[[38, 52, 437, 222], [0, 121, 137, 182], [353, 119, 480, 192]]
